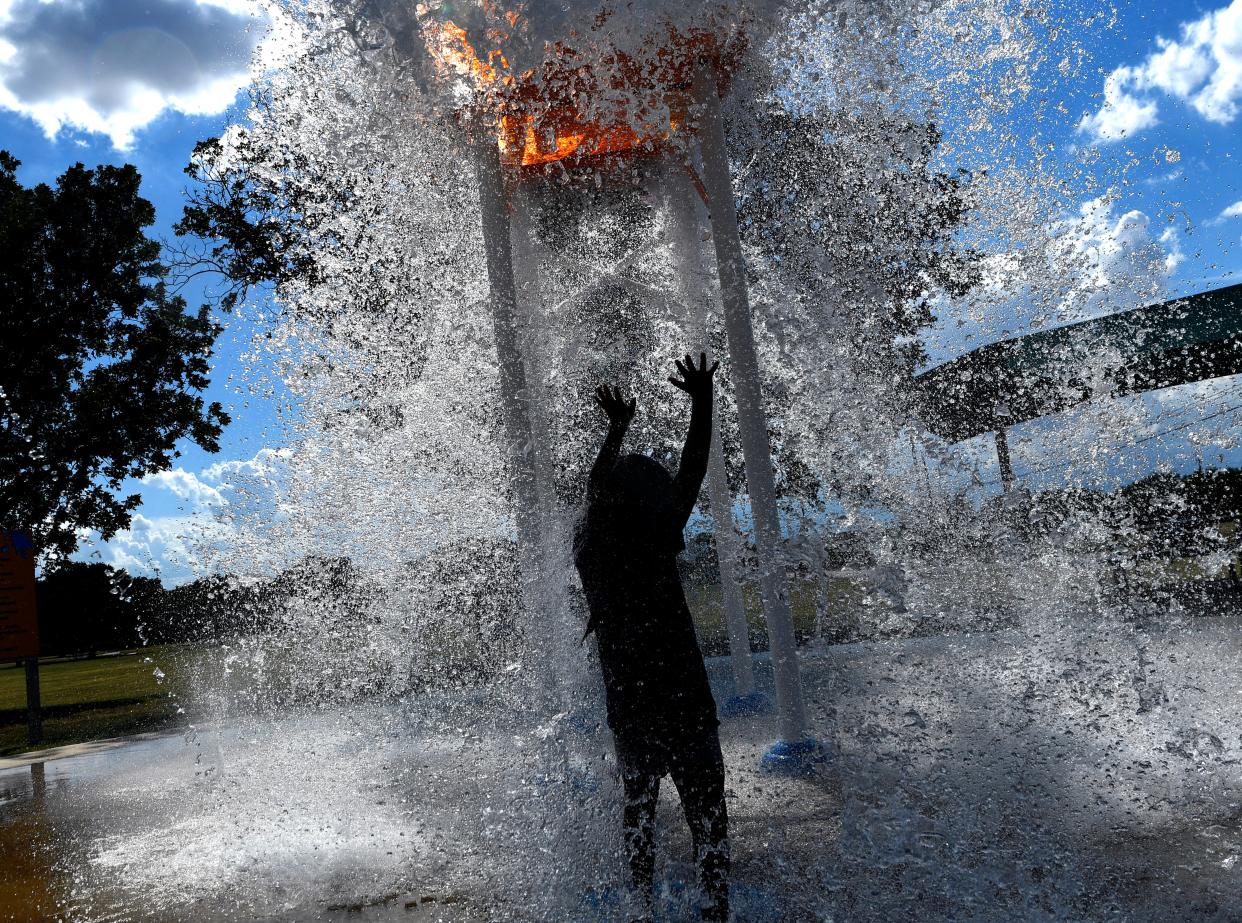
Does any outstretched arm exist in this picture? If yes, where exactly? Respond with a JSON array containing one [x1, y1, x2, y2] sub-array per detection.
[[586, 385, 635, 504], [670, 353, 719, 528]]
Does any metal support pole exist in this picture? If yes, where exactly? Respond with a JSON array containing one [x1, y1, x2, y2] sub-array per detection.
[[475, 134, 541, 548], [995, 428, 1015, 491], [474, 131, 553, 703], [694, 66, 811, 750], [508, 183, 564, 555], [30, 760, 45, 798], [509, 181, 584, 718], [24, 657, 41, 745], [706, 428, 759, 700], [661, 162, 757, 703]]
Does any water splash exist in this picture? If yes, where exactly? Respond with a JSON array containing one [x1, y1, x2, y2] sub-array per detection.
[[18, 1, 1241, 920]]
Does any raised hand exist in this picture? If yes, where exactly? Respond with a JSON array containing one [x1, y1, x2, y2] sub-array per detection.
[[668, 352, 719, 399], [594, 384, 636, 428]]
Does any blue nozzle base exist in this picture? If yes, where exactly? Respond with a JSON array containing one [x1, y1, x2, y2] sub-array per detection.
[[759, 738, 829, 775]]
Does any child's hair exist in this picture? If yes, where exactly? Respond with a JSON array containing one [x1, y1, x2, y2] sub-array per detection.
[[579, 453, 684, 557], [575, 453, 687, 641]]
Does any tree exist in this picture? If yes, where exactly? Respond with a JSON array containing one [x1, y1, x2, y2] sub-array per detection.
[[735, 106, 979, 382], [726, 102, 980, 526], [36, 561, 147, 656], [174, 96, 459, 377], [402, 538, 523, 691], [174, 130, 335, 309], [0, 152, 228, 563], [156, 572, 262, 643]]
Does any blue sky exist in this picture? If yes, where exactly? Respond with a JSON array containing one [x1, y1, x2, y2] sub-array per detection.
[[917, 1, 1242, 498], [2, 0, 1240, 581], [0, 0, 281, 580], [1067, 1, 1242, 298]]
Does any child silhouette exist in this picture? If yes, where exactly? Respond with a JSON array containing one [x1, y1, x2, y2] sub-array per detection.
[[574, 353, 729, 923]]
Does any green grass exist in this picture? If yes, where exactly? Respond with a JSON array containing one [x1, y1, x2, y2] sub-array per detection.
[[0, 577, 870, 758], [686, 577, 866, 655], [0, 646, 192, 758]]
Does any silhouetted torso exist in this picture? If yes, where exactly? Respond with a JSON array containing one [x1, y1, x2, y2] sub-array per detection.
[[575, 412, 719, 763], [575, 366, 729, 921], [576, 525, 717, 755]]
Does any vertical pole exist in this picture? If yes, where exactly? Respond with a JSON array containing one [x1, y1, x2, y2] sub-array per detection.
[[475, 132, 541, 553], [25, 657, 41, 746], [30, 760, 46, 797], [995, 428, 1015, 491], [508, 181, 564, 554], [509, 180, 581, 717], [694, 65, 809, 745], [662, 162, 757, 701], [475, 128, 551, 705], [706, 426, 758, 699], [910, 432, 934, 503]]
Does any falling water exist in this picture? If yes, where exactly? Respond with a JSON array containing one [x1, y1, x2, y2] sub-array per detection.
[[5, 1, 1240, 920]]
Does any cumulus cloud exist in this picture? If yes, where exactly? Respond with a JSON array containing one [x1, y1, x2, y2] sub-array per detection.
[[201, 446, 290, 484], [1079, 0, 1242, 143], [1052, 198, 1172, 300], [78, 447, 289, 584], [924, 196, 1182, 365], [0, 0, 267, 148], [95, 512, 232, 584], [1218, 199, 1242, 220], [1007, 197, 1180, 329], [1078, 66, 1160, 142], [1157, 227, 1185, 275], [142, 468, 227, 510]]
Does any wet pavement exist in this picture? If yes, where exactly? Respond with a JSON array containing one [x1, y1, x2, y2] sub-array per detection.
[[1, 617, 1239, 921]]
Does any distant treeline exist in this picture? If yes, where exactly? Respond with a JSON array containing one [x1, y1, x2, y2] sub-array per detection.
[[1023, 465, 1242, 564], [29, 468, 1242, 659], [33, 557, 357, 658], [893, 466, 1242, 562]]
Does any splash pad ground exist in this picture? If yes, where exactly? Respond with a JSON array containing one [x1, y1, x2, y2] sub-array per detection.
[[3, 615, 1239, 922]]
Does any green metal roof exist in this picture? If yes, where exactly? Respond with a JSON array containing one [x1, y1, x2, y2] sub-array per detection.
[[915, 282, 1242, 442]]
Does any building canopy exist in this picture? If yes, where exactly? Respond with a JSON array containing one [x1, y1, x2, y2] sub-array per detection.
[[916, 283, 1242, 443]]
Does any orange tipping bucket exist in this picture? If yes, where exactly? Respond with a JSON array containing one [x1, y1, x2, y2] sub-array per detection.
[[418, 3, 745, 168]]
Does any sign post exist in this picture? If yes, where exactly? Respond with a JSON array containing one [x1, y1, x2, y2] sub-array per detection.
[[24, 657, 42, 744], [0, 531, 41, 745]]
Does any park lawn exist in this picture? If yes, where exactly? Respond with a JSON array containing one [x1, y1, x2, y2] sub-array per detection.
[[686, 576, 866, 655], [0, 647, 191, 758], [0, 580, 869, 758]]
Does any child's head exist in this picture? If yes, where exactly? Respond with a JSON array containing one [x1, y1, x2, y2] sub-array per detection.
[[583, 453, 684, 558], [602, 454, 672, 511]]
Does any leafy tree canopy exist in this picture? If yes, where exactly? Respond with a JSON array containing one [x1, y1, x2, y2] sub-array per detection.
[[36, 561, 162, 656], [735, 106, 980, 379], [174, 130, 334, 309], [0, 152, 229, 563]]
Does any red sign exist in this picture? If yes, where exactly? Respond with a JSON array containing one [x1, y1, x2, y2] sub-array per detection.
[[0, 531, 38, 659]]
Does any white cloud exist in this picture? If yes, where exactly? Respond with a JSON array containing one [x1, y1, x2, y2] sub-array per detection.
[[76, 447, 290, 584], [141, 468, 227, 510], [0, 0, 268, 149], [1079, 0, 1242, 143], [1078, 66, 1160, 141], [1142, 167, 1183, 187], [90, 512, 234, 585], [1049, 197, 1175, 314], [201, 446, 289, 484], [1219, 199, 1242, 219], [924, 196, 1181, 365], [1158, 226, 1185, 275]]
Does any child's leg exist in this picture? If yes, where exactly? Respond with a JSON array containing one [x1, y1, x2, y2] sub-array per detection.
[[669, 729, 730, 921], [621, 765, 660, 897]]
